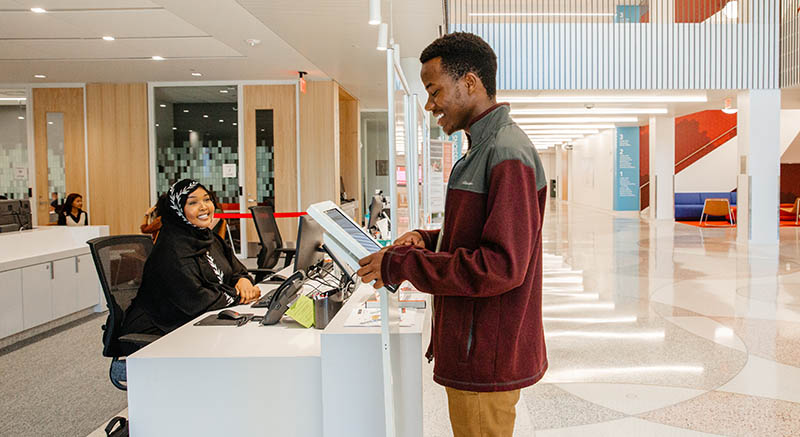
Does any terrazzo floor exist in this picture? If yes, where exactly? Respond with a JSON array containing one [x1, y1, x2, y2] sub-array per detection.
[[421, 201, 800, 436]]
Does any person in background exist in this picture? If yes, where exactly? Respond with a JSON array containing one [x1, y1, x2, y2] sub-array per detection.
[[57, 193, 88, 226], [356, 32, 548, 437], [49, 192, 60, 212], [140, 194, 166, 241], [120, 179, 259, 338]]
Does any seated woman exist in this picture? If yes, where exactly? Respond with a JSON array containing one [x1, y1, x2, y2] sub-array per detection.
[[57, 193, 88, 226], [122, 179, 260, 338]]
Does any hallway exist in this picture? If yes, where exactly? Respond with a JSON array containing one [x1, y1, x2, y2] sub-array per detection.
[[423, 201, 800, 436]]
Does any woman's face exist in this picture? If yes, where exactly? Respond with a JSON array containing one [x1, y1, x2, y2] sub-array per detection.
[[183, 187, 214, 228], [73, 196, 83, 210]]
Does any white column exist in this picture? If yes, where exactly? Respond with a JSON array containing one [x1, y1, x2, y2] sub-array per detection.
[[648, 116, 675, 220], [737, 89, 781, 244]]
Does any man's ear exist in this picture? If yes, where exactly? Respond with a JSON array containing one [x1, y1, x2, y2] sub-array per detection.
[[463, 72, 480, 95]]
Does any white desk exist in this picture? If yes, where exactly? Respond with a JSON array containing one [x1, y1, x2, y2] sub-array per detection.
[[127, 278, 430, 437], [0, 226, 109, 339]]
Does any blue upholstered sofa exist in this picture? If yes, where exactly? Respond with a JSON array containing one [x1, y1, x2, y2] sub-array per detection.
[[674, 192, 737, 220]]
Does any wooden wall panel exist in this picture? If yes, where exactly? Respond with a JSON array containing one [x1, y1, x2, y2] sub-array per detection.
[[299, 81, 340, 211], [243, 85, 297, 243], [338, 88, 362, 223], [32, 88, 86, 225], [85, 83, 150, 235]]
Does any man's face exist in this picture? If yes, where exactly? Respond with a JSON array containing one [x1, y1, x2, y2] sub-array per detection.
[[421, 57, 471, 135]]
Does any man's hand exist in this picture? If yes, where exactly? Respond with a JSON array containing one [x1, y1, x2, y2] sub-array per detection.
[[235, 277, 260, 304], [357, 247, 389, 289], [395, 231, 425, 248]]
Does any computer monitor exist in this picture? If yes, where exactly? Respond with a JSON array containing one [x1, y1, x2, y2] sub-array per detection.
[[293, 215, 325, 276], [307, 200, 397, 292]]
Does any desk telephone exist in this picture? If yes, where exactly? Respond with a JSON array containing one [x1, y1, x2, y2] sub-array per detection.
[[252, 270, 306, 325]]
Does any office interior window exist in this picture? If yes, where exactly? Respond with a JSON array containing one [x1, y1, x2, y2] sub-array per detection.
[[0, 90, 29, 200], [255, 109, 274, 206]]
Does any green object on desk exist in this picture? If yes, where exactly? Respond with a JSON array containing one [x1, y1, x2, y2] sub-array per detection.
[[286, 295, 315, 328], [377, 239, 391, 247]]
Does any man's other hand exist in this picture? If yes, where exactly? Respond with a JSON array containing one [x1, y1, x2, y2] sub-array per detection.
[[357, 248, 389, 289], [395, 231, 425, 248]]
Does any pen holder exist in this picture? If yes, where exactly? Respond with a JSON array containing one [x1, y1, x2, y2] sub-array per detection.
[[314, 289, 344, 329]]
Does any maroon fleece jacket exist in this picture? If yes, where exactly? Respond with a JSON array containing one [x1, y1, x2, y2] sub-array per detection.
[[380, 104, 548, 392]]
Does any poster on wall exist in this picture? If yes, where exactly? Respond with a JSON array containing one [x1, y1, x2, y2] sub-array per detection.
[[614, 127, 640, 211]]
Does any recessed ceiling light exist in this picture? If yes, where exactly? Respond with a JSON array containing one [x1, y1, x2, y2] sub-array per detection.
[[191, 72, 202, 77], [261, 129, 265, 132], [155, 123, 159, 127], [172, 127, 177, 130], [219, 90, 228, 94], [219, 119, 224, 123], [152, 55, 165, 61], [48, 121, 53, 125], [203, 114, 208, 118], [159, 104, 166, 108], [34, 74, 46, 79], [18, 116, 24, 120], [102, 36, 115, 41], [30, 7, 46, 13], [232, 122, 237, 126], [183, 109, 189, 113], [245, 39, 261, 47]]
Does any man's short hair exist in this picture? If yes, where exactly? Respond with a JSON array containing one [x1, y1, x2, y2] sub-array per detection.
[[419, 32, 497, 98]]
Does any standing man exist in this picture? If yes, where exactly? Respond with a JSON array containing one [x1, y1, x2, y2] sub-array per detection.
[[357, 32, 548, 436]]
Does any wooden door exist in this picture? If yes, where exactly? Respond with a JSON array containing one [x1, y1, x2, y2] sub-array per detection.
[[33, 88, 86, 225]]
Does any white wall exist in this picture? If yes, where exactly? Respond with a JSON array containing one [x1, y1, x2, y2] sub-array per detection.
[[674, 109, 800, 192], [538, 150, 555, 185], [675, 136, 738, 192], [779, 110, 800, 163], [569, 130, 614, 210]]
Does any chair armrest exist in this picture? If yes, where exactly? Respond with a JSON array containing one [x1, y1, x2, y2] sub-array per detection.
[[118, 333, 161, 346]]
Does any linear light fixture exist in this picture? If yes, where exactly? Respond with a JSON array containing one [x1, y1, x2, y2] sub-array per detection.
[[524, 129, 600, 135], [151, 55, 165, 61], [470, 12, 614, 17], [512, 108, 668, 115], [30, 7, 46, 13], [34, 74, 46, 79], [500, 94, 707, 103], [522, 124, 615, 130], [102, 36, 115, 41], [0, 98, 26, 101], [515, 116, 638, 124]]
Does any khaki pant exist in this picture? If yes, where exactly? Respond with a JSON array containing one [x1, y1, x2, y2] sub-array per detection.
[[445, 386, 521, 437]]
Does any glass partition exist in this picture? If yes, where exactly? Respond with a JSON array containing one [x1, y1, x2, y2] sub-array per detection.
[[153, 85, 241, 250], [0, 90, 29, 201], [393, 79, 410, 237], [46, 112, 65, 223]]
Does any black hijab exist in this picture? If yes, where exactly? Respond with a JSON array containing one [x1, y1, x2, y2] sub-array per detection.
[[156, 179, 215, 257]]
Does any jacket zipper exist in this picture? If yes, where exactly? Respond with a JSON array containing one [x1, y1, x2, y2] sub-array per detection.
[[465, 315, 475, 360]]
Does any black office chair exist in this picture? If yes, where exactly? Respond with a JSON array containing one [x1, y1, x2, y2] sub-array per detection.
[[87, 235, 161, 391], [249, 205, 296, 283]]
